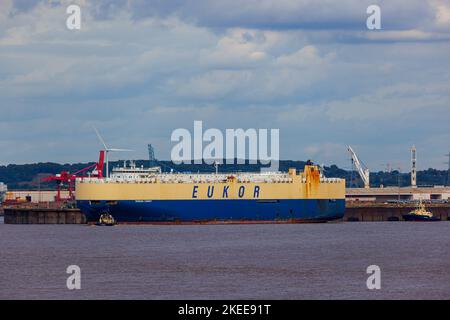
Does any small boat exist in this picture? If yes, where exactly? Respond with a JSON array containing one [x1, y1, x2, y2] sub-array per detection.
[[96, 213, 116, 226], [402, 200, 440, 221]]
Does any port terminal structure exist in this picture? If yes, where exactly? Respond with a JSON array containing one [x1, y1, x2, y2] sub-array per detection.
[[3, 186, 450, 224], [346, 186, 450, 203], [2, 143, 449, 223], [347, 144, 424, 191], [4, 195, 450, 224]]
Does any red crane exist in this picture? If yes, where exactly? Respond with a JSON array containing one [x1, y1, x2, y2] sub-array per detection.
[[42, 151, 105, 202]]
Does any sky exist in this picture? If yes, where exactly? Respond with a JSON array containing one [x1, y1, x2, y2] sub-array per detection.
[[0, 0, 449, 171]]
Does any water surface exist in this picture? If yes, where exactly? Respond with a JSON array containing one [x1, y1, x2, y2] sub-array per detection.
[[0, 221, 449, 299]]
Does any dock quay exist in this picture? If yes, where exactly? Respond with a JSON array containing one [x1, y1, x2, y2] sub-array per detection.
[[344, 202, 450, 221], [2, 202, 449, 224], [4, 207, 85, 224]]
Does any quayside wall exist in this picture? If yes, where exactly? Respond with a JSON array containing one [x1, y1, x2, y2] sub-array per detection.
[[4, 208, 86, 224], [2, 202, 449, 224]]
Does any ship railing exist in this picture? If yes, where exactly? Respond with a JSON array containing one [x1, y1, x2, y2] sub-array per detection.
[[78, 176, 343, 184], [319, 178, 343, 183]]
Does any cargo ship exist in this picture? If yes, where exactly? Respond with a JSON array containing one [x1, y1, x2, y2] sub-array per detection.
[[76, 160, 346, 224]]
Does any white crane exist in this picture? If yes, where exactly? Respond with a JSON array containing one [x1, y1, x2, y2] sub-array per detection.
[[347, 145, 370, 189], [93, 126, 133, 178]]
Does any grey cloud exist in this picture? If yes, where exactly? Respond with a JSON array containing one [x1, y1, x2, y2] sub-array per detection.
[[9, 0, 440, 31], [122, 0, 437, 31], [0, 0, 449, 170]]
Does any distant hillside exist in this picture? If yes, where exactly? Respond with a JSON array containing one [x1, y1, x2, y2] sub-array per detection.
[[0, 160, 448, 190]]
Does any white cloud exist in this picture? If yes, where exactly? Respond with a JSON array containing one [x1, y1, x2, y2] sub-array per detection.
[[431, 0, 450, 26], [325, 82, 450, 121], [200, 29, 271, 67], [363, 29, 450, 42], [275, 45, 333, 68]]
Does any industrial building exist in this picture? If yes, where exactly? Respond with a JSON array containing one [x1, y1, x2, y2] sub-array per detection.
[[346, 187, 450, 203], [3, 190, 70, 203], [346, 145, 450, 202]]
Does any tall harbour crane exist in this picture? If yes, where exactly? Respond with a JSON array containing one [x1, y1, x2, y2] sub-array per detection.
[[411, 145, 417, 187], [347, 145, 370, 189], [42, 151, 105, 201]]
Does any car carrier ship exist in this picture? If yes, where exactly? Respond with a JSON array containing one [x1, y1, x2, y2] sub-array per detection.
[[75, 158, 346, 224]]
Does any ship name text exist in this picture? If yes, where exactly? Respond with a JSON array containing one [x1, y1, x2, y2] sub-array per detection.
[[192, 185, 260, 199]]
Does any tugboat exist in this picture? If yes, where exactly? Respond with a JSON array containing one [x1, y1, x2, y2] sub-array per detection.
[[96, 213, 116, 226], [402, 200, 440, 221]]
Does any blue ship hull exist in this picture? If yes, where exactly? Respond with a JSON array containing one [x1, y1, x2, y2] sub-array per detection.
[[77, 199, 345, 224]]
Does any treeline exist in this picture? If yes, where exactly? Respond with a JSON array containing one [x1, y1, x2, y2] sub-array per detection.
[[0, 160, 448, 190]]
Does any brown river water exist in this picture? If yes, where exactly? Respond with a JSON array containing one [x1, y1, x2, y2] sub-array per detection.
[[0, 218, 449, 299]]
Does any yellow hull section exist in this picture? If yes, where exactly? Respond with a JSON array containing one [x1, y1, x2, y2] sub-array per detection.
[[76, 166, 345, 201]]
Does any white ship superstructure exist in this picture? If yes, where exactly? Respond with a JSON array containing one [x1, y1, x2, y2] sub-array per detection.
[[102, 162, 342, 185]]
